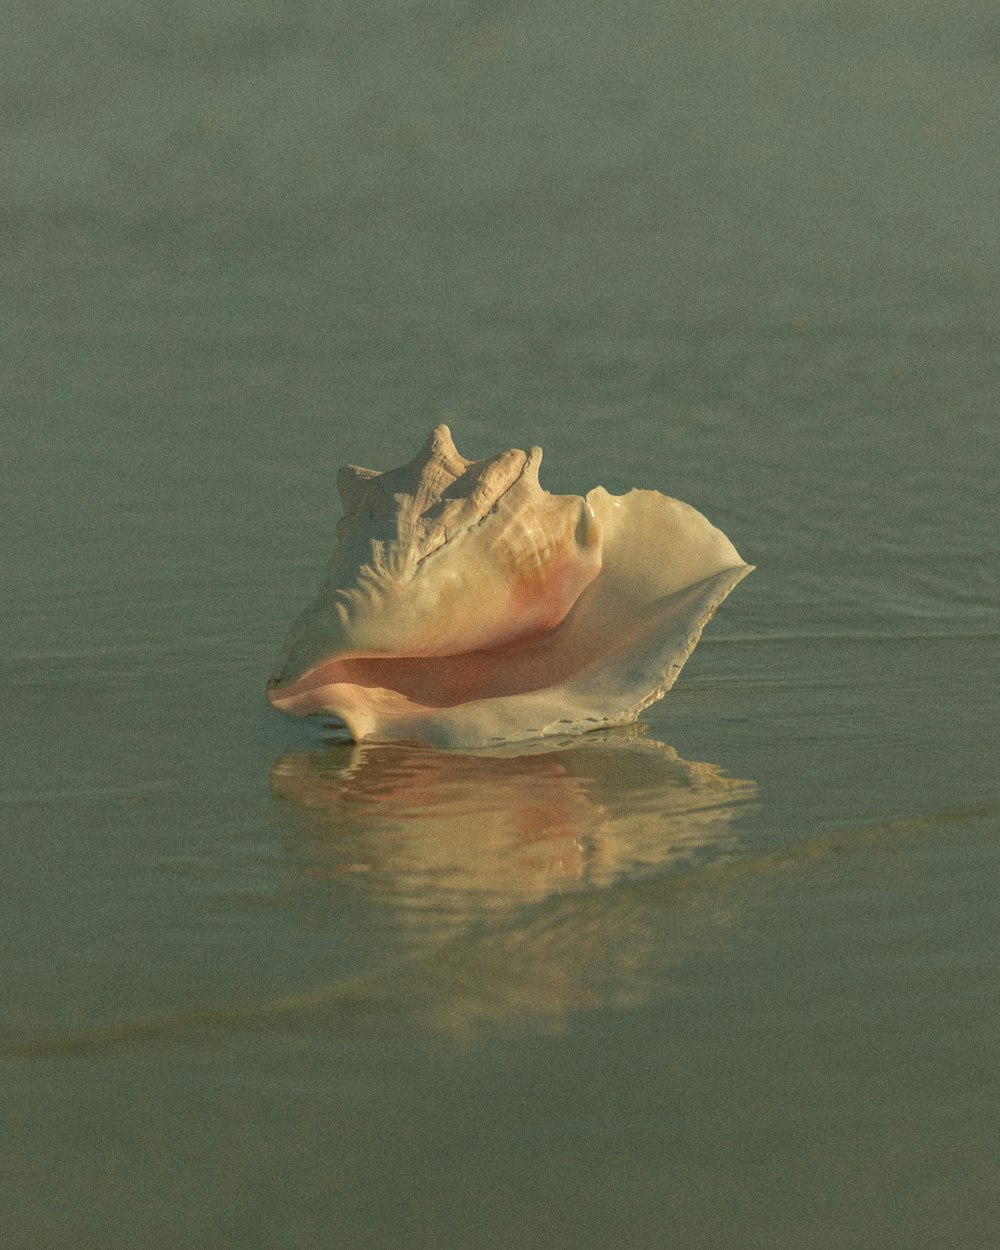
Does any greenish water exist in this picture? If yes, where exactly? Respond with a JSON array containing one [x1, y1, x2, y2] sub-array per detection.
[[3, 1, 999, 1246]]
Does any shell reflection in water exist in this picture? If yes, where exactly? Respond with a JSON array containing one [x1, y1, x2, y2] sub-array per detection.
[[269, 731, 757, 1036], [267, 426, 752, 747]]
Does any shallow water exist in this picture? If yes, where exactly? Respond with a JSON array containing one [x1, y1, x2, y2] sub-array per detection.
[[4, 1, 1000, 1246]]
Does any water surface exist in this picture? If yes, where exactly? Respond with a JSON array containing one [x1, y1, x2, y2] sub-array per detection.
[[4, 1, 999, 1246]]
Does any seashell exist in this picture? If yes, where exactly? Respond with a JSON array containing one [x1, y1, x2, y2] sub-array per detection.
[[267, 425, 752, 747]]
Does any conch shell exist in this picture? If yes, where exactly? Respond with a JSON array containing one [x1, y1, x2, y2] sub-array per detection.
[[267, 426, 751, 747]]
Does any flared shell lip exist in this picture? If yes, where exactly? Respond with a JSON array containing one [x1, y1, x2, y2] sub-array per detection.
[[265, 562, 754, 726]]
